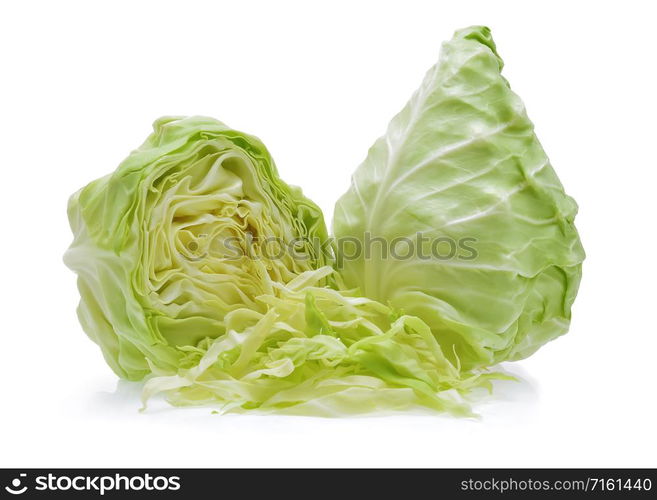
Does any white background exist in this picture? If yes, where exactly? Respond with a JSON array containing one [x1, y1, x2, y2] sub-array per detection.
[[1, 0, 656, 468]]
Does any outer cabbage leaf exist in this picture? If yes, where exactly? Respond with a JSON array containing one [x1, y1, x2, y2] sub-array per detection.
[[65, 116, 330, 380], [333, 27, 585, 369]]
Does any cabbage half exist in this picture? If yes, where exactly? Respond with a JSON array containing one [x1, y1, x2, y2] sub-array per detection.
[[65, 116, 330, 380], [333, 26, 585, 369]]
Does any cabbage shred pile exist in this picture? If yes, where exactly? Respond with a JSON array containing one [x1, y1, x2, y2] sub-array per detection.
[[65, 27, 584, 415]]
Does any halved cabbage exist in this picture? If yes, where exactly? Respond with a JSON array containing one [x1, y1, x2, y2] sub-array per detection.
[[65, 116, 330, 380]]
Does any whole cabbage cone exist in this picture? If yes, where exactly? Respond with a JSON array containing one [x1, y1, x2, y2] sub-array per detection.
[[333, 26, 585, 369]]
